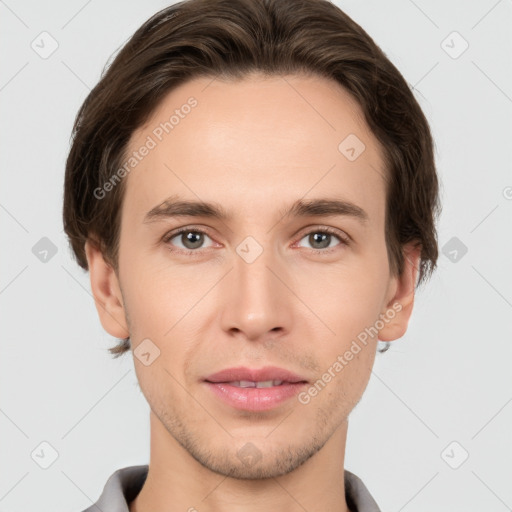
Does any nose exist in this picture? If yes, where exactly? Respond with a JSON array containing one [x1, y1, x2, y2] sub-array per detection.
[[219, 243, 294, 342]]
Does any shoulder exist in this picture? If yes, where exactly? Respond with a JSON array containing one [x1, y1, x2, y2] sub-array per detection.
[[344, 469, 382, 512], [79, 465, 149, 512]]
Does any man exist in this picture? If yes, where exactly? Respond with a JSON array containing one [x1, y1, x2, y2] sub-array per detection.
[[63, 0, 440, 510]]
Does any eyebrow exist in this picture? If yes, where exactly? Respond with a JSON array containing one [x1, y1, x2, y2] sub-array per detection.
[[143, 194, 369, 225]]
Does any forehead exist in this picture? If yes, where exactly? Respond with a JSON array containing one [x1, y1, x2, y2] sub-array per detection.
[[121, 73, 387, 226]]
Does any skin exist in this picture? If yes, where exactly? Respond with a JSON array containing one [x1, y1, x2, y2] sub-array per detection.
[[85, 72, 420, 512]]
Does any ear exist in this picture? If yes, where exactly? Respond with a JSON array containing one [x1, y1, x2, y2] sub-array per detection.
[[378, 243, 422, 342], [84, 239, 129, 339]]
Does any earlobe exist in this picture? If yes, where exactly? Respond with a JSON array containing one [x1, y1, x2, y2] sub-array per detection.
[[378, 243, 422, 342], [84, 240, 130, 339]]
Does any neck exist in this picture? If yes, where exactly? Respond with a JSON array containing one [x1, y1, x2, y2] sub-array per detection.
[[129, 411, 351, 512]]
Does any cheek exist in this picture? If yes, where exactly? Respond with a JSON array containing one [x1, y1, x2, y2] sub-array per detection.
[[296, 258, 388, 337], [119, 250, 194, 332]]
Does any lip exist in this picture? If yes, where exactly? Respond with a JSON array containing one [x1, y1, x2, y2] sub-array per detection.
[[203, 366, 308, 412], [204, 381, 308, 411], [204, 365, 308, 384]]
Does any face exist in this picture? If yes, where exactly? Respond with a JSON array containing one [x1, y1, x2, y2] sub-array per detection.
[[87, 72, 419, 479]]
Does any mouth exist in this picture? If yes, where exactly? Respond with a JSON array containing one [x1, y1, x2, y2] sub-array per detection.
[[204, 365, 308, 385], [203, 366, 309, 411], [205, 379, 306, 388]]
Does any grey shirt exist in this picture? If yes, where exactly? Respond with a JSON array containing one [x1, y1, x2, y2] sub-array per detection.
[[81, 465, 382, 512]]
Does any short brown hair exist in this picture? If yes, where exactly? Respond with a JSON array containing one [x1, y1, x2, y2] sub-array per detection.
[[63, 0, 441, 357]]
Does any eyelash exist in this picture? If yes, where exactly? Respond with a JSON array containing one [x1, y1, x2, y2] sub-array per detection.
[[162, 226, 350, 257]]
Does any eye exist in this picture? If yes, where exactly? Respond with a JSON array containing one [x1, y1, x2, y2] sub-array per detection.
[[163, 227, 215, 253], [162, 225, 349, 256], [296, 227, 349, 253]]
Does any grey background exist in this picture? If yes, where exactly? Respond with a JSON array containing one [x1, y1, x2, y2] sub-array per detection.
[[1, 0, 511, 510]]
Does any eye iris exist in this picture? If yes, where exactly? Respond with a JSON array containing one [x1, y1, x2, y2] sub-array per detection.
[[183, 231, 203, 249], [310, 232, 331, 249]]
